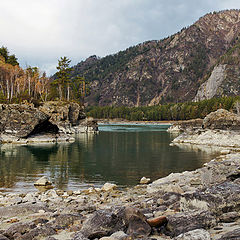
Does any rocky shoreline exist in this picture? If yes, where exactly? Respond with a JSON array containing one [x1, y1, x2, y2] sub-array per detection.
[[168, 109, 240, 149], [0, 151, 240, 239], [0, 108, 240, 239]]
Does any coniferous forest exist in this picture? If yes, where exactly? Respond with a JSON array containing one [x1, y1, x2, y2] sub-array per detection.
[[86, 96, 240, 121]]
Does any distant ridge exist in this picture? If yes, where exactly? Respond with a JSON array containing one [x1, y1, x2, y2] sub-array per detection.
[[70, 9, 240, 106]]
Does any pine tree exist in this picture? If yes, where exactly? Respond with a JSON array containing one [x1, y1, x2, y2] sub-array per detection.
[[55, 56, 71, 101]]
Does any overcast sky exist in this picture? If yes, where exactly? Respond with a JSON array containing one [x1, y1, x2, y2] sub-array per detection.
[[1, 0, 240, 75]]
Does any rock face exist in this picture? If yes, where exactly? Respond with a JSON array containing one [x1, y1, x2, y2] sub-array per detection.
[[194, 64, 226, 101], [203, 109, 240, 130], [172, 109, 240, 147], [68, 10, 240, 106], [0, 102, 98, 144], [0, 104, 50, 138], [39, 101, 86, 131]]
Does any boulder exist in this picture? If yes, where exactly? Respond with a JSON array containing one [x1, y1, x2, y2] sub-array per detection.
[[173, 228, 211, 240], [203, 109, 240, 130], [79, 207, 151, 239], [164, 211, 216, 237], [110, 231, 128, 240], [79, 209, 121, 239], [140, 177, 151, 184], [118, 207, 151, 237], [180, 181, 240, 215], [34, 176, 52, 186], [39, 101, 85, 129], [102, 183, 117, 192]]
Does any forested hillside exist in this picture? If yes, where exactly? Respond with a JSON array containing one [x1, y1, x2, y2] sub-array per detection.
[[71, 10, 240, 107], [87, 96, 240, 121]]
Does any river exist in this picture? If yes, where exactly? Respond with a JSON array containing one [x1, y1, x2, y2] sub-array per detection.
[[0, 124, 219, 193]]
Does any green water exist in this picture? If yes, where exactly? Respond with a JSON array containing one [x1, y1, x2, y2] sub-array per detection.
[[0, 124, 219, 193]]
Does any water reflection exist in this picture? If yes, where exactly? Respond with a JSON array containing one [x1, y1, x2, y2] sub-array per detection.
[[0, 125, 220, 193], [172, 143, 224, 154]]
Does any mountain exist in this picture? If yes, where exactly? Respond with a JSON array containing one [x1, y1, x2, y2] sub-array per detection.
[[71, 10, 240, 106]]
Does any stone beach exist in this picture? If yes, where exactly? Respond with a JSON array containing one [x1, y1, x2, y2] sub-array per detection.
[[0, 151, 240, 239]]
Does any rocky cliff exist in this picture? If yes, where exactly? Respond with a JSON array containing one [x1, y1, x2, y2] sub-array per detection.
[[70, 9, 240, 106], [0, 102, 98, 144]]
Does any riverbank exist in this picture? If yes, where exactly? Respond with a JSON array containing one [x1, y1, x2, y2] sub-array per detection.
[[170, 109, 240, 149], [0, 102, 98, 144], [1, 109, 240, 239], [0, 149, 240, 240]]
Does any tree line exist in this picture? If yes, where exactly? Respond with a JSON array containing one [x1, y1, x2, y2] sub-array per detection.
[[0, 47, 87, 104], [86, 96, 240, 121]]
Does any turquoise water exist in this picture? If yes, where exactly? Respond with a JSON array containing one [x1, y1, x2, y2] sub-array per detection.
[[0, 124, 218, 193]]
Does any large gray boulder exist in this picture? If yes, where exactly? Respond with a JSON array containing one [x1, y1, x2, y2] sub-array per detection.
[[203, 109, 240, 130], [78, 207, 151, 239]]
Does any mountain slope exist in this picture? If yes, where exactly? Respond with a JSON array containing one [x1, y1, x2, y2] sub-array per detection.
[[71, 10, 240, 106]]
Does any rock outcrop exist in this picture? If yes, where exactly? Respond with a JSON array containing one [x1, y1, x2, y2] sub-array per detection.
[[0, 102, 98, 144], [203, 109, 240, 130], [194, 64, 226, 101], [0, 104, 50, 138], [167, 118, 203, 132], [172, 109, 240, 147]]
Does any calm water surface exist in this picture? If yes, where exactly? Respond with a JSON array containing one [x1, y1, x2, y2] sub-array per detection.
[[0, 124, 219, 193]]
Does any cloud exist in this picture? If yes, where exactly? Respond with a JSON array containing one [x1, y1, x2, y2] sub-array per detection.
[[1, 0, 240, 75]]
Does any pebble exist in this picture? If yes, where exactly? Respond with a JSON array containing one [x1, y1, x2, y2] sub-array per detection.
[[140, 176, 151, 184]]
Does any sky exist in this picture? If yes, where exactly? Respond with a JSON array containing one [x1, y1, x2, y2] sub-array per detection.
[[1, 0, 240, 75]]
